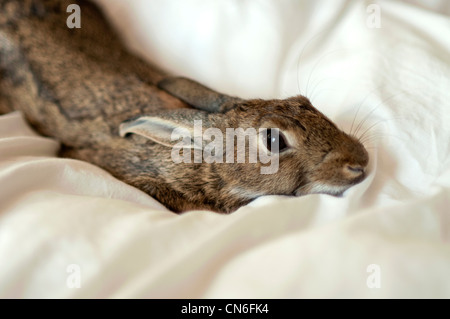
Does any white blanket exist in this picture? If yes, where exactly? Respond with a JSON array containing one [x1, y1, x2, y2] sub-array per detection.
[[1, 0, 449, 298]]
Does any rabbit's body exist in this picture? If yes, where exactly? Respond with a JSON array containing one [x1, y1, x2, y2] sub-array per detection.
[[0, 0, 186, 137], [0, 0, 369, 213]]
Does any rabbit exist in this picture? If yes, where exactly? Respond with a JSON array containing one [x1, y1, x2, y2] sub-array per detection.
[[0, 0, 369, 214]]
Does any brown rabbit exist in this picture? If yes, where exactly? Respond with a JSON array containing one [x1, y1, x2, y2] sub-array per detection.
[[0, 0, 368, 213]]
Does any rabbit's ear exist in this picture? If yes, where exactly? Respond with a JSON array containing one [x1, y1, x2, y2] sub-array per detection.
[[158, 77, 242, 113], [119, 109, 211, 149]]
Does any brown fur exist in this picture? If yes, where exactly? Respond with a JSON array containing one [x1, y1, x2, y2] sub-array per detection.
[[0, 0, 368, 213]]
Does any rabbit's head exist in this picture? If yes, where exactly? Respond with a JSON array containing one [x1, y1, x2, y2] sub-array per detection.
[[119, 77, 369, 213]]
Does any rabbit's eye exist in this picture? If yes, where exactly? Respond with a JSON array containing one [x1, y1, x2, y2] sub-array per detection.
[[263, 129, 289, 153]]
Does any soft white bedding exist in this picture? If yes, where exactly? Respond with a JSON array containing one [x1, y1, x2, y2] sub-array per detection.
[[1, 0, 449, 298]]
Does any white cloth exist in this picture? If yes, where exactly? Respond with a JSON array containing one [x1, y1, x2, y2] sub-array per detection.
[[0, 0, 449, 298]]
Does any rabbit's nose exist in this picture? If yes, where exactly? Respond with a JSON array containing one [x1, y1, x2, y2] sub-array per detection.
[[344, 165, 365, 180], [347, 165, 364, 174]]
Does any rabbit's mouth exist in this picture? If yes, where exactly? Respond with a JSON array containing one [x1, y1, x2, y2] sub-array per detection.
[[294, 182, 355, 197]]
